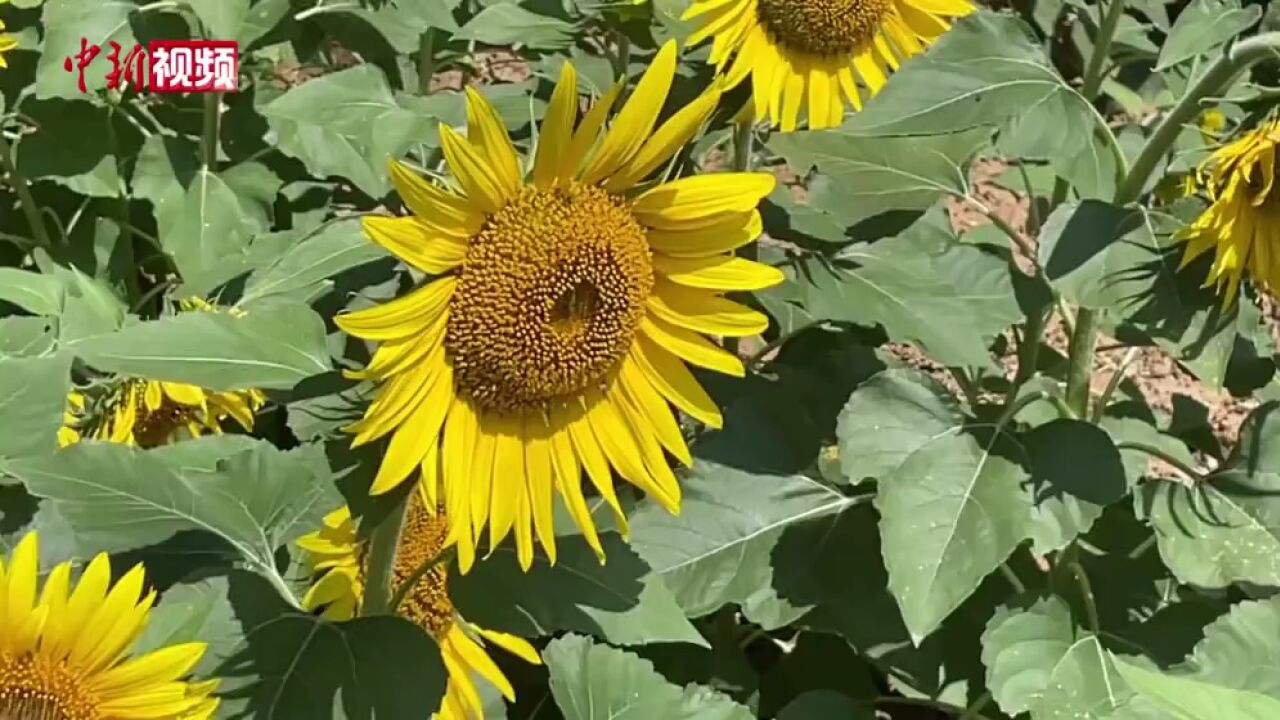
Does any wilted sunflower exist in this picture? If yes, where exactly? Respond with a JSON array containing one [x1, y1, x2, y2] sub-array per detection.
[[682, 0, 973, 131], [0, 531, 220, 719], [0, 0, 15, 69], [1178, 116, 1280, 304], [298, 496, 540, 720], [340, 40, 780, 570]]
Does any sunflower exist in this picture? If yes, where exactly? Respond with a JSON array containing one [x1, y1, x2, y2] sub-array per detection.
[[1178, 116, 1280, 305], [682, 0, 973, 131], [58, 379, 266, 448], [0, 0, 15, 69], [339, 40, 780, 571], [298, 495, 541, 720], [0, 531, 219, 719]]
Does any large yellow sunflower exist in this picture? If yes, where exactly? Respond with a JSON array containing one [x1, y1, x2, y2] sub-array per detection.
[[1178, 116, 1280, 305], [339, 40, 780, 571], [0, 531, 219, 719], [298, 495, 541, 720], [682, 0, 973, 131]]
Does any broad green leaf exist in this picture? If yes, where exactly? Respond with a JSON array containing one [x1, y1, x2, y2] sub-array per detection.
[[136, 575, 243, 677], [55, 266, 127, 343], [5, 439, 338, 583], [239, 218, 385, 305], [0, 267, 63, 315], [836, 369, 963, 485], [456, 4, 576, 48], [981, 597, 1075, 715], [452, 533, 707, 647], [877, 428, 1034, 642], [794, 216, 1021, 368], [0, 354, 71, 459], [162, 170, 254, 295], [70, 300, 331, 390], [183, 0, 249, 41], [769, 129, 987, 227], [778, 691, 872, 720], [15, 98, 138, 196], [1113, 655, 1280, 720], [1029, 638, 1131, 718], [1038, 200, 1145, 311], [216, 571, 447, 719], [628, 461, 854, 622], [261, 64, 435, 197], [0, 317, 57, 357], [1157, 0, 1262, 70], [840, 12, 1118, 197], [35, 0, 138, 98], [1023, 419, 1128, 505], [545, 634, 753, 720], [1183, 596, 1280, 697]]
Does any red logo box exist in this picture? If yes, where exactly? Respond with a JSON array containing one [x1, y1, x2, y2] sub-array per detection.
[[148, 40, 238, 93]]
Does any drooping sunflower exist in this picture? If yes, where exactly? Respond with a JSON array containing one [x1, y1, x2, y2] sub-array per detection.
[[340, 40, 780, 570], [682, 0, 973, 131], [298, 495, 540, 720], [0, 531, 220, 719], [1178, 116, 1280, 305], [59, 298, 268, 448], [0, 0, 16, 69]]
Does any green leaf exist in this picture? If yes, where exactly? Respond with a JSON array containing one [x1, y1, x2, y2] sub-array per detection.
[[162, 170, 254, 295], [240, 218, 385, 305], [628, 461, 854, 622], [217, 571, 447, 719], [778, 691, 873, 720], [1023, 419, 1128, 505], [70, 300, 331, 391], [545, 634, 753, 720], [1038, 200, 1146, 311], [840, 11, 1118, 197], [0, 354, 71, 459], [1113, 655, 1280, 720], [15, 98, 137, 197], [35, 0, 138, 98], [183, 0, 249, 41], [877, 426, 1033, 642], [981, 597, 1076, 715], [455, 4, 576, 48], [261, 64, 436, 198], [135, 575, 243, 678], [0, 317, 57, 357], [1029, 638, 1132, 718], [1182, 595, 1280, 697], [793, 215, 1021, 368], [4, 439, 338, 581], [452, 533, 707, 647], [0, 267, 64, 315], [1157, 0, 1262, 70], [836, 369, 963, 485], [769, 129, 987, 227]]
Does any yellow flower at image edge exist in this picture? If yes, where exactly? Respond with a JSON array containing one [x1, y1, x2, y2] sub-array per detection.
[[0, 0, 15, 69], [298, 497, 541, 720], [683, 0, 973, 130], [341, 40, 781, 570], [1178, 116, 1280, 305], [0, 532, 219, 719]]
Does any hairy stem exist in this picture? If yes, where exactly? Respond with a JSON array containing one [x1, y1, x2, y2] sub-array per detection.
[[361, 496, 408, 616], [418, 30, 436, 95]]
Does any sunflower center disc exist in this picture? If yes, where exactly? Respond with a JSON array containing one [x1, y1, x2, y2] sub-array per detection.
[[0, 655, 96, 720], [447, 183, 653, 413], [756, 0, 894, 56], [130, 394, 198, 449], [391, 495, 454, 639]]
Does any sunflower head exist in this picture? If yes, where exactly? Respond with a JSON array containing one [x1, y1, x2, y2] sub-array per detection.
[[0, 532, 219, 720], [1177, 116, 1280, 305], [58, 378, 266, 448], [339, 42, 781, 572], [682, 0, 973, 130], [298, 496, 541, 720]]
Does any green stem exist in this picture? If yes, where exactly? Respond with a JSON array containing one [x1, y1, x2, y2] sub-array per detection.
[[959, 691, 994, 720], [417, 30, 436, 95], [1068, 560, 1101, 634], [0, 132, 53, 251], [201, 92, 221, 171], [1116, 441, 1205, 481], [1064, 308, 1099, 417], [1011, 303, 1048, 395], [389, 545, 455, 613], [998, 389, 1076, 428], [361, 496, 408, 616], [1081, 0, 1127, 99], [1118, 31, 1280, 204], [1091, 345, 1139, 422], [999, 562, 1027, 594]]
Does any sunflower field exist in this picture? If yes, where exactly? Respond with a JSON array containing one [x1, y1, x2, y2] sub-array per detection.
[[9, 0, 1280, 717]]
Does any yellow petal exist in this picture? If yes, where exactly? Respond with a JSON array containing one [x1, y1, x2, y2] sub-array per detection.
[[631, 338, 723, 429], [465, 86, 522, 199], [533, 62, 579, 188], [439, 123, 512, 214], [646, 210, 763, 257], [388, 159, 484, 238], [363, 215, 468, 274], [618, 355, 692, 466], [369, 363, 454, 495], [335, 277, 456, 341], [477, 626, 542, 665], [606, 79, 724, 192], [633, 173, 776, 224], [654, 254, 784, 291], [581, 40, 679, 185], [648, 280, 769, 337]]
